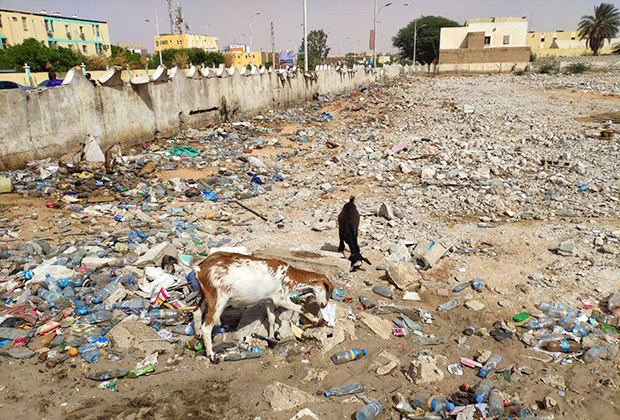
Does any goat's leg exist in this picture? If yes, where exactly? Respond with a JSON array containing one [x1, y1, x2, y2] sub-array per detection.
[[265, 301, 276, 338], [338, 236, 345, 253], [203, 296, 229, 362], [192, 297, 206, 338]]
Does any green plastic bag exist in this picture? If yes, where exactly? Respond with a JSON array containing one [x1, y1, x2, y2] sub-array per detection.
[[170, 146, 200, 157]]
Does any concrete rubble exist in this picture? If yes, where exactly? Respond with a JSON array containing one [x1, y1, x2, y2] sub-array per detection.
[[0, 71, 619, 419]]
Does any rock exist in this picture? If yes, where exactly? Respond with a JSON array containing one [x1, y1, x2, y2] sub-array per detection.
[[301, 368, 328, 384], [358, 312, 393, 340], [608, 291, 620, 311], [233, 302, 269, 341], [600, 244, 618, 255], [544, 396, 558, 409], [399, 162, 412, 174], [83, 134, 105, 163], [107, 321, 174, 356], [465, 300, 485, 311], [475, 350, 492, 364], [0, 176, 13, 194], [302, 323, 345, 353], [540, 374, 566, 391], [263, 382, 320, 412], [387, 262, 420, 290], [553, 240, 574, 255], [376, 360, 398, 376], [138, 161, 157, 176], [407, 352, 444, 384], [247, 156, 268, 172], [289, 408, 321, 420], [135, 242, 178, 266], [402, 291, 421, 301], [387, 241, 410, 262], [378, 202, 394, 220], [421, 167, 436, 181], [8, 347, 35, 359]]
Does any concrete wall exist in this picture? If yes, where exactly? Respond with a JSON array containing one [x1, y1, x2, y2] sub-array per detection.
[[440, 18, 527, 49], [0, 64, 402, 170], [1, 68, 151, 86], [534, 55, 620, 72]]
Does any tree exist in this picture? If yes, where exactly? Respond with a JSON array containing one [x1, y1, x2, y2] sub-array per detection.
[[148, 48, 224, 68], [110, 45, 144, 69], [0, 38, 78, 72], [299, 29, 330, 69], [578, 3, 620, 56], [392, 16, 459, 64]]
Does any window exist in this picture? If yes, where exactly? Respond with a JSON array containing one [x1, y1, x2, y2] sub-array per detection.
[[571, 36, 576, 40], [68, 44, 73, 50], [1, 39, 6, 50], [79, 26, 84, 36], [82, 45, 87, 53], [0, 14, 3, 28], [22, 17, 28, 31], [12, 17, 17, 22], [503, 35, 510, 45], [541, 37, 545, 42], [484, 36, 491, 45]]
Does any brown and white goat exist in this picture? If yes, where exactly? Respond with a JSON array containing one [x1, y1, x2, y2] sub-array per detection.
[[338, 196, 371, 269], [192, 252, 334, 360]]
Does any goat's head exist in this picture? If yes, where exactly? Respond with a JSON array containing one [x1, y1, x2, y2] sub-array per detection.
[[309, 274, 334, 307], [349, 253, 371, 270]]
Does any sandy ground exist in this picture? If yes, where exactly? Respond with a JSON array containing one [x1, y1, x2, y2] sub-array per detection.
[[1, 72, 620, 420]]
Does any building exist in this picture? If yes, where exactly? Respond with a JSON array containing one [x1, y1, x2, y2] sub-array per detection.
[[0, 8, 111, 56], [527, 31, 620, 57], [156, 34, 219, 52], [438, 17, 531, 73]]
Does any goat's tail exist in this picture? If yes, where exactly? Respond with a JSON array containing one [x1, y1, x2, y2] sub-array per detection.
[[349, 196, 355, 203]]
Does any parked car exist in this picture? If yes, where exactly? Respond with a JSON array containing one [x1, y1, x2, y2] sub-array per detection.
[[0, 81, 32, 91], [37, 79, 64, 87]]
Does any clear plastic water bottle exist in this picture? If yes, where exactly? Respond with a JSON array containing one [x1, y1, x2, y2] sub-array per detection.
[[59, 277, 83, 288], [94, 281, 120, 302], [148, 308, 179, 319], [62, 286, 75, 300], [584, 345, 611, 363], [472, 277, 485, 292], [473, 379, 493, 403], [330, 348, 368, 365], [522, 317, 556, 329], [79, 343, 100, 363], [561, 319, 593, 337], [411, 396, 455, 413], [538, 301, 565, 312], [80, 310, 113, 324], [172, 323, 195, 335], [545, 307, 574, 319], [71, 249, 86, 267], [355, 399, 382, 420], [324, 382, 364, 397], [479, 354, 502, 378], [487, 388, 504, 416], [113, 298, 149, 310], [39, 288, 62, 302], [372, 285, 395, 299]]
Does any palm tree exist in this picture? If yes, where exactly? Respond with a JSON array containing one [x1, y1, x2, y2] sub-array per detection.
[[578, 3, 620, 56]]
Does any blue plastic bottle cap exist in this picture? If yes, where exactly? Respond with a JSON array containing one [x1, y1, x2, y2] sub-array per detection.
[[479, 371, 487, 378], [324, 391, 331, 397], [447, 402, 455, 411], [362, 349, 368, 355], [475, 395, 483, 403]]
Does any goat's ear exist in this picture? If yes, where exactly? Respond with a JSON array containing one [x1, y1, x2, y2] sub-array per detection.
[[363, 257, 372, 265]]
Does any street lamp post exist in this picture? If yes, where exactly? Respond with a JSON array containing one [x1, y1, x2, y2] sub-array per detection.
[[403, 3, 426, 64], [249, 12, 261, 66], [373, 1, 392, 68], [144, 0, 163, 66], [303, 0, 308, 71]]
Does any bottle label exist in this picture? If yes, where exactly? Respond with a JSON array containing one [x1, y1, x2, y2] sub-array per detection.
[[560, 341, 570, 352], [428, 398, 435, 411], [369, 401, 380, 414], [349, 349, 358, 360]]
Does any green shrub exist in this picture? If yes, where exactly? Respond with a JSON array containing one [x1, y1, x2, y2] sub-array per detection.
[[565, 63, 588, 74], [515, 70, 527, 76], [539, 63, 555, 74], [530, 52, 537, 62]]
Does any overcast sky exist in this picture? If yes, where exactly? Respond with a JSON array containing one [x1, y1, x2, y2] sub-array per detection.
[[0, 0, 612, 54]]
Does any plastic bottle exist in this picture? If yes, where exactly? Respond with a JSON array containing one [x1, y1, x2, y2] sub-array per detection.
[[452, 282, 470, 293], [437, 299, 461, 312], [71, 249, 86, 267], [85, 368, 130, 381], [39, 288, 62, 302], [522, 317, 556, 329], [372, 285, 395, 300], [224, 352, 261, 361], [479, 354, 502, 378], [94, 281, 120, 302], [62, 286, 75, 300], [148, 308, 179, 319], [487, 388, 504, 417], [472, 277, 485, 292], [330, 348, 368, 365], [584, 345, 610, 363], [561, 319, 593, 337], [545, 307, 574, 319], [411, 396, 455, 413], [112, 298, 150, 310], [538, 301, 565, 312], [545, 340, 580, 353], [172, 323, 195, 335], [59, 277, 83, 288], [355, 399, 383, 420], [473, 379, 493, 403], [80, 310, 113, 324], [79, 343, 100, 363], [185, 337, 204, 351], [324, 382, 364, 397]]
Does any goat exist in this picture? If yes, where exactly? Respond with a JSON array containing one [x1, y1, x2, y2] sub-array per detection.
[[192, 252, 334, 360], [338, 196, 371, 270]]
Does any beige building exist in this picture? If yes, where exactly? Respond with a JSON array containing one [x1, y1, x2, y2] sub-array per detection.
[[527, 31, 620, 57], [156, 34, 219, 52], [439, 17, 531, 73], [0, 8, 111, 56]]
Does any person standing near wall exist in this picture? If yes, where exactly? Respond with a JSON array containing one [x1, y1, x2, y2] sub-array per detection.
[[47, 72, 62, 87]]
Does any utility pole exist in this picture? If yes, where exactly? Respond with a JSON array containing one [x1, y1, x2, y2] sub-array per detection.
[[373, 0, 377, 68], [271, 21, 277, 68], [249, 12, 261, 66], [303, 0, 308, 71]]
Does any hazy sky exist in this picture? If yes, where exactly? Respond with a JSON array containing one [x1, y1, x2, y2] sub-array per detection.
[[0, 0, 613, 54]]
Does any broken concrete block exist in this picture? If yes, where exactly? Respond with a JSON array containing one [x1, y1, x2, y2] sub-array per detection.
[[608, 291, 620, 311], [107, 321, 174, 356], [387, 262, 420, 290], [421, 167, 436, 181], [358, 312, 393, 340], [83, 135, 105, 163], [412, 237, 456, 270], [263, 382, 320, 411], [407, 352, 444, 384], [402, 291, 421, 301], [465, 300, 485, 311], [135, 242, 178, 266], [0, 176, 13, 194], [378, 202, 394, 220], [138, 161, 157, 177]]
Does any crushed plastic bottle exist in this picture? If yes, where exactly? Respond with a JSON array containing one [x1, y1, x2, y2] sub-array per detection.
[[471, 277, 485, 292], [584, 345, 618, 363], [437, 299, 460, 312], [372, 285, 395, 300], [330, 348, 368, 365], [79, 310, 113, 324], [479, 354, 502, 378], [538, 301, 565, 312], [224, 352, 261, 361], [355, 399, 383, 420], [487, 388, 504, 417], [545, 307, 574, 319], [473, 379, 493, 403], [79, 343, 100, 363], [324, 382, 364, 397], [172, 323, 195, 336], [112, 298, 149, 310], [411, 396, 455, 413], [148, 308, 179, 319], [522, 317, 556, 329]]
